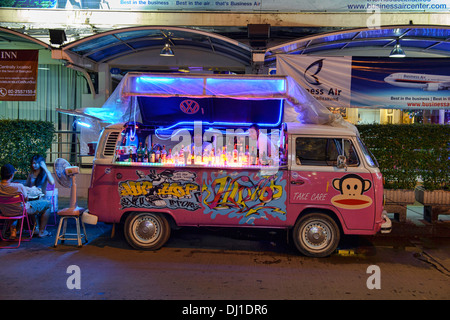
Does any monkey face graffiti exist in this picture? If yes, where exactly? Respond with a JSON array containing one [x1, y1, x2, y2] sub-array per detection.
[[331, 174, 373, 210]]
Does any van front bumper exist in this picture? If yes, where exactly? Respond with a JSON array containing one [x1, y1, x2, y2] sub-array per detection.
[[81, 210, 98, 225], [380, 211, 392, 234]]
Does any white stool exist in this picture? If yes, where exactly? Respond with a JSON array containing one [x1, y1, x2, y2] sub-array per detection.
[[53, 210, 88, 248]]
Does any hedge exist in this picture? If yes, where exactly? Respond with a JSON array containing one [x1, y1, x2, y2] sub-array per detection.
[[357, 124, 450, 191], [0, 119, 55, 180]]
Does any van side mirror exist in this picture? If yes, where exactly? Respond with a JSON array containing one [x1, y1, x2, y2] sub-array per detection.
[[337, 155, 348, 170]]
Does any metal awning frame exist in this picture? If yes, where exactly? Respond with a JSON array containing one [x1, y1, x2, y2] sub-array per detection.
[[60, 26, 253, 68], [265, 25, 450, 64]]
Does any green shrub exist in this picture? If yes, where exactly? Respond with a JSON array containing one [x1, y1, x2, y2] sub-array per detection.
[[357, 124, 450, 191], [0, 120, 55, 179]]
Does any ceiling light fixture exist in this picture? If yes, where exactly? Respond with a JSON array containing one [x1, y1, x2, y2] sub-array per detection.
[[389, 39, 406, 58], [160, 42, 174, 57]]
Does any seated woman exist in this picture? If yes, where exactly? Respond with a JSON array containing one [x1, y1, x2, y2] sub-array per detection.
[[24, 155, 55, 237], [26, 155, 55, 196]]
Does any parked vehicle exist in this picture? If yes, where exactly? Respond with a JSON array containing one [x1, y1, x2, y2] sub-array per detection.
[[86, 73, 391, 257]]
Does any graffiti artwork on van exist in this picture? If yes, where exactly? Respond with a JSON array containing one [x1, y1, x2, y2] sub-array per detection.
[[202, 171, 287, 224], [119, 169, 201, 211]]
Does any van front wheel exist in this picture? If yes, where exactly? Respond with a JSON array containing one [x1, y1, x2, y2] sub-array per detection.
[[124, 212, 171, 250], [293, 213, 340, 258]]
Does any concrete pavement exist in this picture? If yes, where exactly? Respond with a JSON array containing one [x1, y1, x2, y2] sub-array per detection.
[[2, 196, 449, 274]]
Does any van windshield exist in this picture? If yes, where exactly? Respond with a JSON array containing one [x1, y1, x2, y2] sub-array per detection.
[[357, 136, 378, 168]]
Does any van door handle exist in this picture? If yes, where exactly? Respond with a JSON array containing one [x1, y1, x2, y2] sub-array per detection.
[[291, 180, 305, 185]]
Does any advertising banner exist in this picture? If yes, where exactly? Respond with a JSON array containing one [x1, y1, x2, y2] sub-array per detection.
[[276, 55, 450, 110], [0, 50, 38, 102], [352, 57, 450, 109], [277, 56, 353, 109], [0, 0, 448, 12]]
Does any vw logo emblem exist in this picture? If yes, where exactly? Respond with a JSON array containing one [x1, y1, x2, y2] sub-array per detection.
[[180, 99, 200, 114]]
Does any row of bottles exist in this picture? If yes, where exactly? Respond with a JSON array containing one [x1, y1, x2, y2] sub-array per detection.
[[116, 143, 168, 163], [115, 142, 278, 166], [170, 144, 263, 166]]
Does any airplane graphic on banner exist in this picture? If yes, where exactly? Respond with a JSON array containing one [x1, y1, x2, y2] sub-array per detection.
[[384, 73, 450, 91]]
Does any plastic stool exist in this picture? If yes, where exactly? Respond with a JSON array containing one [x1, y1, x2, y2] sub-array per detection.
[[53, 210, 88, 248]]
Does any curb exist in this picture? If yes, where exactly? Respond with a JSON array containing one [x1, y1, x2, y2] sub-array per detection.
[[377, 220, 450, 238]]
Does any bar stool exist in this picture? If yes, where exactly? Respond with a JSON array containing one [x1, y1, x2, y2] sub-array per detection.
[[53, 208, 88, 248]]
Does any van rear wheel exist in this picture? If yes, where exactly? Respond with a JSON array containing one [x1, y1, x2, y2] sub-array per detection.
[[293, 213, 340, 258], [124, 212, 170, 250]]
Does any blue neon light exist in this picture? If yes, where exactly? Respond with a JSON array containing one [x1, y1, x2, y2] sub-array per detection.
[[84, 107, 124, 123], [155, 99, 284, 133], [129, 75, 287, 97], [75, 120, 92, 128], [131, 76, 205, 96], [205, 78, 286, 96], [137, 76, 178, 83]]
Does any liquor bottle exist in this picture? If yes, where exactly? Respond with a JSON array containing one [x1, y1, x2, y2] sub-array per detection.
[[217, 146, 221, 165], [203, 148, 210, 165], [144, 143, 149, 162], [238, 146, 243, 165], [155, 145, 161, 163], [211, 147, 216, 165], [233, 143, 238, 163], [173, 147, 179, 164], [260, 151, 268, 165], [137, 142, 144, 162], [195, 146, 202, 164], [167, 148, 172, 164], [190, 146, 195, 164], [161, 145, 167, 163], [179, 144, 185, 165], [150, 143, 156, 163], [129, 147, 133, 162], [184, 145, 190, 165], [227, 138, 233, 164], [250, 146, 256, 165], [244, 145, 249, 165], [183, 144, 190, 165], [222, 146, 227, 165]]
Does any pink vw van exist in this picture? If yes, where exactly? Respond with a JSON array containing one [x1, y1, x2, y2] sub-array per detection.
[[86, 73, 391, 257]]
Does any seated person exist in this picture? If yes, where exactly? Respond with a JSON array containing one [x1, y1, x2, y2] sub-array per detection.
[[26, 155, 55, 196], [0, 164, 51, 238]]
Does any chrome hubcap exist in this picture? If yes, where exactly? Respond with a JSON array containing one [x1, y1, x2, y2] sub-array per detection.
[[133, 215, 161, 244], [302, 221, 331, 251]]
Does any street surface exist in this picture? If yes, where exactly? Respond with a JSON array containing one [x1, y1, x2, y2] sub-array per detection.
[[1, 219, 449, 305]]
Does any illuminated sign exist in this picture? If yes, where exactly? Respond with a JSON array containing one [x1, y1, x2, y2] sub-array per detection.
[[0, 50, 38, 101]]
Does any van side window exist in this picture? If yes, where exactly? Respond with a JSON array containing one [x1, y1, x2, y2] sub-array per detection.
[[295, 138, 359, 167]]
